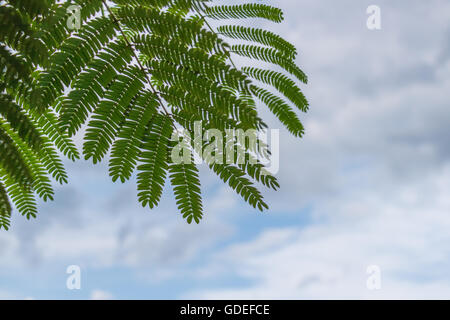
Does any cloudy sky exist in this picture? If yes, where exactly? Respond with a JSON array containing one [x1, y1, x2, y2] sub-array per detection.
[[1, 0, 450, 299]]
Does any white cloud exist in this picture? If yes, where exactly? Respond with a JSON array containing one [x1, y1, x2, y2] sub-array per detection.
[[90, 289, 113, 300], [190, 165, 450, 299]]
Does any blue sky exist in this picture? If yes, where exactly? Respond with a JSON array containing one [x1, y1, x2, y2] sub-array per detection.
[[1, 0, 450, 299]]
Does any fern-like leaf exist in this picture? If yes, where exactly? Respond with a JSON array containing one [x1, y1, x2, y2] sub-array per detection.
[[137, 114, 173, 209], [205, 4, 283, 23], [110, 90, 158, 183], [218, 25, 296, 59], [232, 44, 308, 84], [83, 66, 146, 163], [0, 180, 12, 230], [252, 85, 305, 138], [168, 149, 203, 224], [243, 67, 308, 112]]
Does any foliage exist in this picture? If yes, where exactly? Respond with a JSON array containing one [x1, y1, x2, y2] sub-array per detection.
[[0, 0, 79, 230], [0, 0, 308, 228]]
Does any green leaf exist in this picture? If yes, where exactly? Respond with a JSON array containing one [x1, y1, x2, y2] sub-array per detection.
[[218, 25, 296, 59], [137, 114, 173, 209], [0, 180, 12, 230], [110, 90, 158, 183], [168, 153, 203, 224], [232, 44, 308, 84], [205, 4, 283, 23]]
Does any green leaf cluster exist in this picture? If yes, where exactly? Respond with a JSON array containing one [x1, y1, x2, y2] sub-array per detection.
[[1, 0, 79, 230], [0, 0, 308, 228]]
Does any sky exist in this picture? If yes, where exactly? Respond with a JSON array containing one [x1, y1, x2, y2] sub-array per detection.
[[1, 0, 450, 299]]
